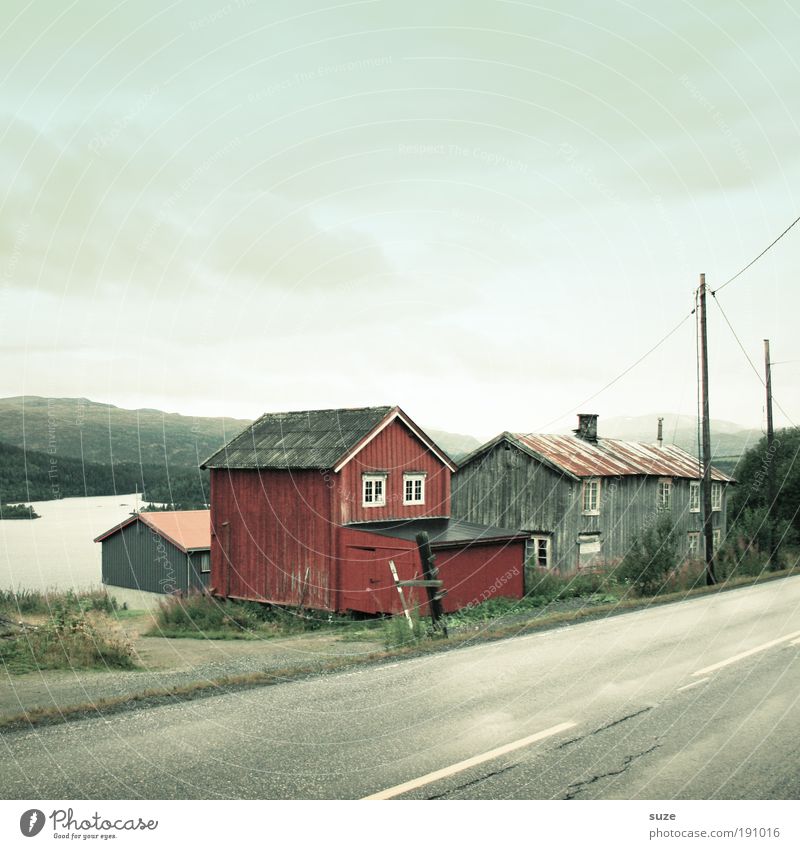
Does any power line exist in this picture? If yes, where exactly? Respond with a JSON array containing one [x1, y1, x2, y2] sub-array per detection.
[[710, 293, 796, 427], [712, 212, 800, 295], [535, 310, 693, 431]]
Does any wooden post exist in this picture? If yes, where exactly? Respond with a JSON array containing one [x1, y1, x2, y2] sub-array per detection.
[[698, 275, 717, 585], [764, 339, 778, 568], [388, 560, 415, 631], [415, 531, 448, 637]]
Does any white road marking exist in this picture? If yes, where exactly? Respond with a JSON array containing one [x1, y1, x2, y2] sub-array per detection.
[[362, 720, 576, 800], [677, 677, 710, 692], [692, 630, 800, 677]]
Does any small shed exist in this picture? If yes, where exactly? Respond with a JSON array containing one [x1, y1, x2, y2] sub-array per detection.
[[94, 510, 211, 596]]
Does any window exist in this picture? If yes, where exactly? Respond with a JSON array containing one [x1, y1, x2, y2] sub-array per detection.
[[687, 532, 700, 557], [527, 535, 551, 569], [713, 528, 721, 547], [403, 473, 426, 505], [198, 552, 211, 573], [689, 481, 700, 513], [658, 478, 672, 511], [362, 474, 387, 507], [578, 532, 602, 568], [582, 479, 600, 515], [711, 482, 722, 512]]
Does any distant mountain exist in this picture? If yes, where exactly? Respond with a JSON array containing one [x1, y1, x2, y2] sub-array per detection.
[[592, 414, 763, 461], [0, 396, 250, 468], [425, 428, 482, 462], [0, 398, 483, 494]]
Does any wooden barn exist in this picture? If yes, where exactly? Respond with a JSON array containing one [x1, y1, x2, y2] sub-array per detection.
[[201, 406, 528, 615], [453, 414, 734, 582], [94, 510, 211, 596]]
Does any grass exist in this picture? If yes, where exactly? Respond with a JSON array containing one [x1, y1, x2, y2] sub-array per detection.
[[0, 588, 136, 674], [2, 564, 799, 731], [145, 592, 350, 640]]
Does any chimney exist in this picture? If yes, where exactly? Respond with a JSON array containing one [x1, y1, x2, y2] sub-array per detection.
[[657, 417, 664, 448], [574, 413, 598, 443]]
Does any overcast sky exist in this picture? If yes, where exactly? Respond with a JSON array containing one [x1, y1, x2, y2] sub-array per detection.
[[1, 0, 798, 440]]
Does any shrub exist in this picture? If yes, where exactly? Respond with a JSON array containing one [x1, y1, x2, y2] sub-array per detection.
[[381, 607, 426, 649], [0, 610, 136, 674], [617, 513, 679, 597], [152, 593, 261, 635]]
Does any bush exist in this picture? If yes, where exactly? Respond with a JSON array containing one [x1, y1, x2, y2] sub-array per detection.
[[381, 607, 426, 649], [0, 588, 118, 617], [152, 593, 261, 636], [617, 514, 679, 597], [0, 609, 136, 674]]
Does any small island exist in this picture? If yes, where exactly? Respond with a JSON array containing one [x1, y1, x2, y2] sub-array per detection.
[[0, 503, 40, 520]]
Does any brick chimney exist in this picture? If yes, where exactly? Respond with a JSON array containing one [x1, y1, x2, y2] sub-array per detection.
[[574, 413, 598, 443]]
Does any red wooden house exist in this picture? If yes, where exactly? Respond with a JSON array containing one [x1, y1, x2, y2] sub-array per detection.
[[201, 406, 527, 615]]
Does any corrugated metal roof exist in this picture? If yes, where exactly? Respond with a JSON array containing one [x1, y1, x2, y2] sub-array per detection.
[[512, 434, 732, 481], [348, 518, 529, 547], [94, 510, 210, 552], [201, 406, 394, 469]]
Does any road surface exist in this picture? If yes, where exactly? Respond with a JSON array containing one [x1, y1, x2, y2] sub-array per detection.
[[2, 576, 799, 799]]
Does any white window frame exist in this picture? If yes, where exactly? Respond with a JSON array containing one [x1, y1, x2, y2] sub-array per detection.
[[362, 473, 387, 508], [712, 528, 721, 547], [658, 478, 672, 511], [582, 479, 600, 515], [687, 532, 700, 558], [711, 482, 722, 512], [198, 552, 211, 573], [402, 473, 426, 505], [689, 481, 700, 513], [529, 535, 551, 569]]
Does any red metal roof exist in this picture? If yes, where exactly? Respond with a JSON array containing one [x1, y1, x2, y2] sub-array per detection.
[[94, 510, 211, 552], [511, 434, 732, 481]]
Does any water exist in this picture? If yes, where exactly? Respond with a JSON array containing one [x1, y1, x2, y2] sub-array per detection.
[[0, 494, 141, 592]]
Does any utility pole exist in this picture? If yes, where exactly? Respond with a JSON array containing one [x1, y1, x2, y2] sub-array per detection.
[[698, 275, 717, 585], [764, 339, 777, 567]]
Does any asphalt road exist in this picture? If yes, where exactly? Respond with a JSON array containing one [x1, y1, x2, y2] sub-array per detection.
[[2, 576, 799, 800]]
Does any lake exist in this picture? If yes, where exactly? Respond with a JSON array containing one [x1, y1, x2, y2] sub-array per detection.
[[0, 493, 142, 592]]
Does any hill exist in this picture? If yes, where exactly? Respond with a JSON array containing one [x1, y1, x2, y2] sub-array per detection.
[[0, 396, 251, 469]]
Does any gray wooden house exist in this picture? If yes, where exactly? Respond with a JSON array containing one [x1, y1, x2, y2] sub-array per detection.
[[94, 510, 211, 595], [452, 414, 734, 579]]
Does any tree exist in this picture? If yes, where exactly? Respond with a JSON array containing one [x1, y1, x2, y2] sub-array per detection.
[[617, 513, 679, 597], [729, 427, 800, 560]]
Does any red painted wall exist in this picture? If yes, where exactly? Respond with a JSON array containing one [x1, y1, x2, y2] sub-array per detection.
[[336, 418, 451, 525], [210, 468, 336, 610], [337, 527, 526, 614]]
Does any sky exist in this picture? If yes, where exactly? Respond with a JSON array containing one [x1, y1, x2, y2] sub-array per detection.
[[1, 0, 798, 441]]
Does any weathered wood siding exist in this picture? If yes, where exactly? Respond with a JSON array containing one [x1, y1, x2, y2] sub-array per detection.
[[210, 468, 335, 610], [452, 440, 730, 578], [337, 526, 525, 614], [100, 520, 208, 594], [337, 418, 450, 525]]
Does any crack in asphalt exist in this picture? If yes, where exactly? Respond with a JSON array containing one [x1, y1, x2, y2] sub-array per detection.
[[556, 706, 654, 749], [425, 764, 518, 800], [563, 741, 662, 799]]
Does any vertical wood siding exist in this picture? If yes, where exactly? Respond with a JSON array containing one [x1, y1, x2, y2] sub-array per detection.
[[101, 521, 194, 594], [337, 527, 525, 614], [452, 441, 730, 578], [210, 468, 335, 609], [337, 419, 450, 525]]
